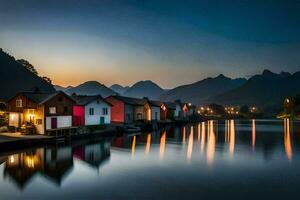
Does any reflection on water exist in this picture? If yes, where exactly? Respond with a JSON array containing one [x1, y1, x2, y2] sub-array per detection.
[[207, 120, 216, 166], [131, 136, 136, 160], [228, 120, 235, 159], [159, 131, 166, 160], [200, 122, 206, 153], [284, 118, 292, 161], [1, 119, 300, 199], [252, 119, 256, 150], [187, 126, 193, 161], [145, 133, 151, 155]]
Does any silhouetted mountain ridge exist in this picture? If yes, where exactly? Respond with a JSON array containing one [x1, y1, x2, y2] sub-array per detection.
[[123, 80, 165, 100], [110, 84, 129, 95], [0, 49, 55, 100], [160, 74, 247, 104], [209, 69, 300, 113], [65, 81, 116, 97]]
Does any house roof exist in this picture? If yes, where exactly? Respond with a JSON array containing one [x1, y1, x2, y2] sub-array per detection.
[[7, 91, 76, 105], [108, 95, 147, 106], [164, 102, 176, 110], [148, 100, 163, 107], [72, 95, 112, 106]]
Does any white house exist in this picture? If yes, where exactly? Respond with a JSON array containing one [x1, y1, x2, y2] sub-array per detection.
[[72, 95, 112, 126]]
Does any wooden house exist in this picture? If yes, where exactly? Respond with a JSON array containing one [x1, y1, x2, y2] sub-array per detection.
[[7, 91, 75, 134]]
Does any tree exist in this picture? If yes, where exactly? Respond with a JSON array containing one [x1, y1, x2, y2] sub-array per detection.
[[42, 76, 52, 84], [17, 59, 38, 75]]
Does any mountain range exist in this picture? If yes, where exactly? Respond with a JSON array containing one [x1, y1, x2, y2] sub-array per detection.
[[64, 81, 116, 97], [209, 70, 300, 113], [160, 74, 246, 104], [2, 48, 299, 114], [110, 84, 130, 95], [0, 49, 55, 101]]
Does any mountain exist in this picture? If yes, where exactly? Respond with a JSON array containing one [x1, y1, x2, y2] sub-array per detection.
[[110, 84, 130, 95], [0, 49, 55, 100], [54, 85, 73, 92], [65, 81, 116, 97], [209, 70, 300, 113], [123, 80, 165, 100], [160, 74, 246, 104]]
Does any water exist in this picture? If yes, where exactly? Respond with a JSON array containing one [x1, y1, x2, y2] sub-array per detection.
[[0, 119, 300, 200]]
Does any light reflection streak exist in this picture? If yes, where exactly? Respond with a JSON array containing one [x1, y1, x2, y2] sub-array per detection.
[[131, 136, 136, 160], [182, 127, 186, 144], [252, 119, 256, 150], [229, 120, 235, 159], [187, 126, 194, 161], [145, 133, 151, 155], [200, 122, 206, 152], [284, 118, 292, 161], [207, 120, 215, 166], [159, 131, 166, 160]]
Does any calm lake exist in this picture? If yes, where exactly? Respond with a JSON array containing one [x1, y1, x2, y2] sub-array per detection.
[[0, 119, 300, 200]]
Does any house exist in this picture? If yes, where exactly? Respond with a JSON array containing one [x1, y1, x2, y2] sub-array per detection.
[[174, 100, 189, 119], [72, 95, 112, 126], [148, 100, 162, 121], [4, 147, 74, 189], [163, 102, 177, 120], [73, 141, 110, 169], [7, 91, 75, 134], [105, 95, 150, 123]]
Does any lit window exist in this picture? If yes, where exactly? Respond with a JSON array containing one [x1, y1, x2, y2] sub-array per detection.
[[89, 108, 94, 115], [36, 119, 42, 125], [102, 108, 108, 115], [49, 107, 56, 114], [16, 99, 23, 108]]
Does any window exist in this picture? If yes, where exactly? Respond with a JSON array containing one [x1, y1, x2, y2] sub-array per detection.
[[36, 119, 42, 125], [102, 107, 108, 115], [64, 106, 68, 113], [16, 99, 23, 108], [89, 108, 94, 115], [137, 113, 142, 120], [58, 97, 63, 102], [49, 107, 56, 114]]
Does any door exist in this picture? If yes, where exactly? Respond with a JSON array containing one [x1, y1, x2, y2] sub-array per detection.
[[51, 118, 57, 129], [100, 117, 105, 124]]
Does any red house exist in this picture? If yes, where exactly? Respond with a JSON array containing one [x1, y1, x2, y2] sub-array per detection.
[[105, 95, 149, 124]]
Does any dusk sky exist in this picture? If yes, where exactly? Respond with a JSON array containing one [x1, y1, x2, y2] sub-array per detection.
[[1, 0, 300, 88]]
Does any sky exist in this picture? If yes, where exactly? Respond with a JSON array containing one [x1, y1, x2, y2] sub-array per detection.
[[0, 0, 300, 89]]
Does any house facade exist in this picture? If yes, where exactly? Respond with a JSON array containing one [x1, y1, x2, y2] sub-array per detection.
[[148, 100, 162, 121], [106, 95, 150, 123], [72, 95, 111, 126], [7, 91, 75, 134]]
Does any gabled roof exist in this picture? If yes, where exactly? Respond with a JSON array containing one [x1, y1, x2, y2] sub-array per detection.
[[107, 95, 147, 106], [7, 91, 76, 105], [72, 95, 112, 106], [164, 102, 176, 110], [148, 100, 163, 107]]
